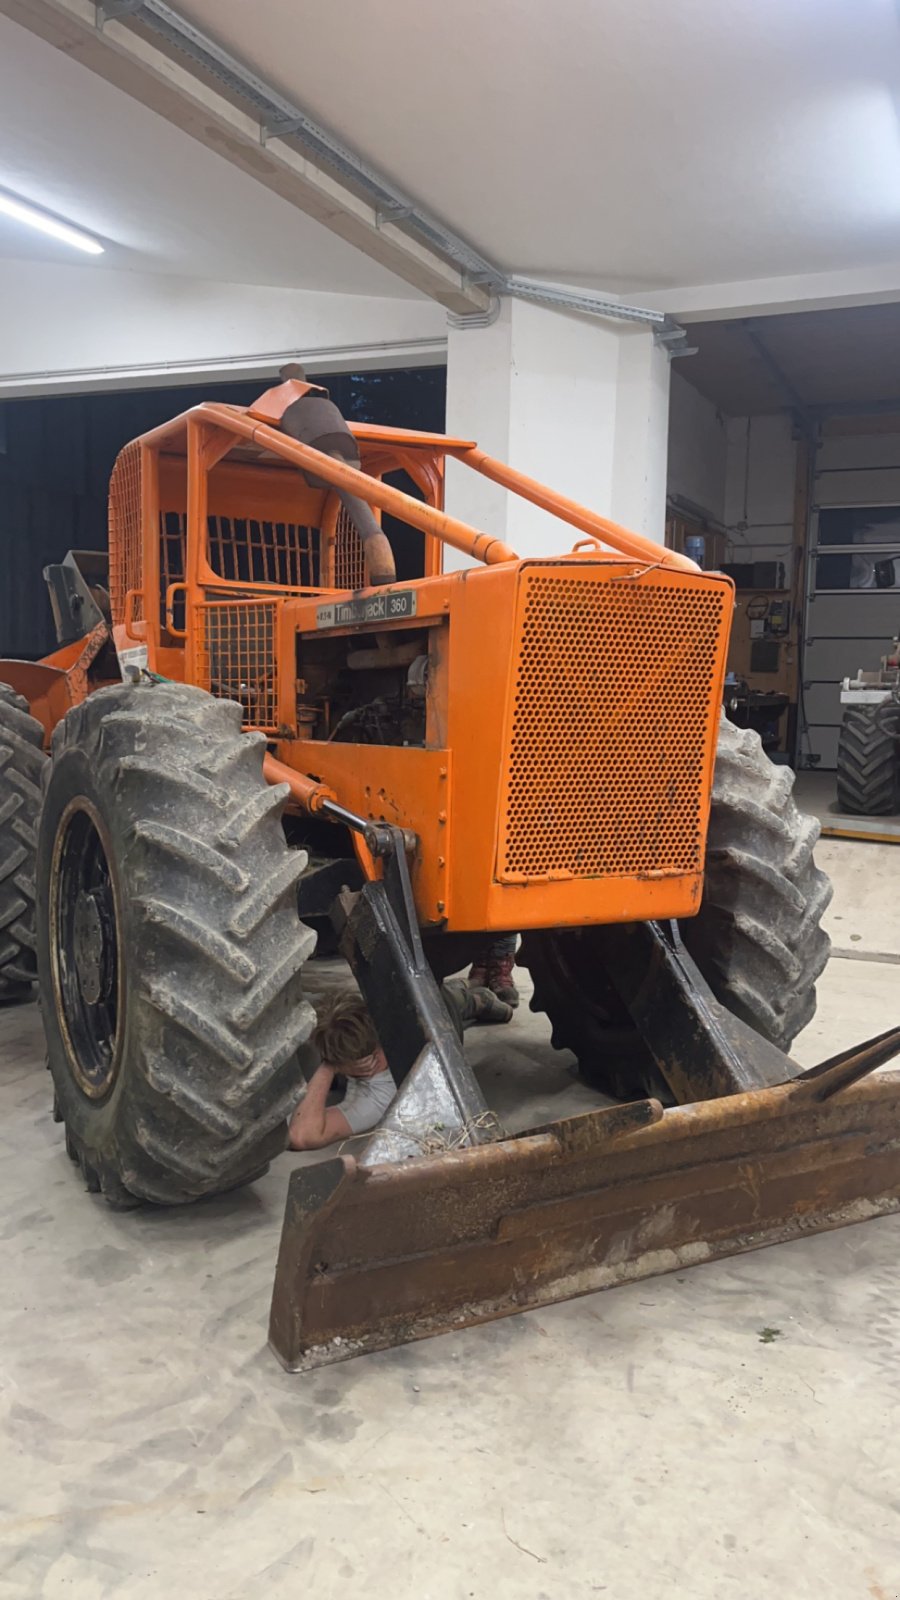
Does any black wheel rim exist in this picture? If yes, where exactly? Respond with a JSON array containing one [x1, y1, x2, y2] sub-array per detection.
[[52, 801, 122, 1099]]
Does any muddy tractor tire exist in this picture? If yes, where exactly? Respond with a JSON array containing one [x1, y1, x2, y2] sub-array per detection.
[[836, 706, 900, 817], [0, 684, 47, 1003], [36, 681, 316, 1205], [525, 716, 832, 1099]]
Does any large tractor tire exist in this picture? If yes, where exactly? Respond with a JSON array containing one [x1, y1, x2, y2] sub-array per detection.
[[36, 681, 316, 1205], [836, 706, 900, 816], [525, 716, 832, 1100], [0, 684, 46, 1003]]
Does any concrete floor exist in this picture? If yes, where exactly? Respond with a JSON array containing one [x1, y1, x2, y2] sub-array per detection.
[[2, 839, 900, 1599], [795, 770, 900, 844]]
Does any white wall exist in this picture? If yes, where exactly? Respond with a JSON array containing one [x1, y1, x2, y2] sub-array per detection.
[[611, 328, 672, 539], [446, 299, 670, 557], [504, 300, 624, 547], [666, 370, 728, 523], [723, 413, 797, 583], [0, 260, 447, 395], [667, 390, 793, 568]]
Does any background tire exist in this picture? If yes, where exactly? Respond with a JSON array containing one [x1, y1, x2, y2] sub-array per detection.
[[520, 931, 668, 1102], [836, 706, 900, 816], [37, 681, 316, 1205], [0, 684, 46, 1001], [525, 717, 832, 1098]]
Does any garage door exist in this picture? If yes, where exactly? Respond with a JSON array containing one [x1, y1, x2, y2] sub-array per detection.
[[802, 437, 900, 768]]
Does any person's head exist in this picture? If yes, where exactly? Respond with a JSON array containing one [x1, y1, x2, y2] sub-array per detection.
[[279, 361, 307, 382], [313, 991, 386, 1078]]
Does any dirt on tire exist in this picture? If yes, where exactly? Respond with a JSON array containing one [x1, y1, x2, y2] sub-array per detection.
[[525, 716, 832, 1096], [37, 680, 316, 1205]]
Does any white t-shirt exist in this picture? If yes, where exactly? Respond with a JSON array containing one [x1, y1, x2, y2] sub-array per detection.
[[338, 1069, 397, 1134]]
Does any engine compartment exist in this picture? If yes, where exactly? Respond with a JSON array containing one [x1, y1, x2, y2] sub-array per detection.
[[296, 625, 437, 747]]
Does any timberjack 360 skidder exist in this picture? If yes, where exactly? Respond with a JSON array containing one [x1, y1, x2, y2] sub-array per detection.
[[1, 374, 898, 1371]]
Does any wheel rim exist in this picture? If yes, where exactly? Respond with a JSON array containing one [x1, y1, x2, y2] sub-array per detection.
[[51, 799, 123, 1099]]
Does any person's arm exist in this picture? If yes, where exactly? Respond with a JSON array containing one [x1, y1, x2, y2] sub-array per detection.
[[288, 1065, 353, 1151]]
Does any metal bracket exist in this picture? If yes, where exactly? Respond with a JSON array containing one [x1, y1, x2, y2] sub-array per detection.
[[375, 202, 415, 228], [596, 919, 796, 1099], [96, 0, 145, 27], [447, 296, 503, 331], [330, 824, 497, 1160], [261, 115, 312, 146], [43, 551, 110, 647], [654, 323, 699, 361]]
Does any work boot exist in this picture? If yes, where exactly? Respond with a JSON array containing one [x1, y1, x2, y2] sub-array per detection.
[[444, 978, 513, 1031], [486, 950, 520, 1009], [466, 956, 488, 989], [466, 984, 514, 1026], [467, 939, 520, 1008]]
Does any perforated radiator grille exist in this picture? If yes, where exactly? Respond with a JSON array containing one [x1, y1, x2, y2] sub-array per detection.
[[497, 570, 729, 881]]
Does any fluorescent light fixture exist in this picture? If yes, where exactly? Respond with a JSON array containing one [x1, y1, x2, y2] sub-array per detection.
[[0, 190, 103, 255]]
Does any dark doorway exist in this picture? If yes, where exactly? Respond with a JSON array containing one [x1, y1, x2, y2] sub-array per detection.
[[0, 365, 446, 658]]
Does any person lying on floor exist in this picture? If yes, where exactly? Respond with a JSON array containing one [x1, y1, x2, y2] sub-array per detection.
[[288, 982, 512, 1151]]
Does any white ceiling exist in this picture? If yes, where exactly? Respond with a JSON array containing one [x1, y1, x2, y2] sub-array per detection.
[[3, 0, 900, 317], [0, 13, 417, 295], [178, 0, 900, 295]]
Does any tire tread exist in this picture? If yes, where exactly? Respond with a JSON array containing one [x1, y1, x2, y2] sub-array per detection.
[[836, 707, 900, 816], [527, 715, 832, 1093], [39, 681, 315, 1204], [0, 685, 46, 996]]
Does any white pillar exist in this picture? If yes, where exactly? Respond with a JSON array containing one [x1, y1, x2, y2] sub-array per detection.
[[610, 323, 672, 537], [444, 299, 671, 562]]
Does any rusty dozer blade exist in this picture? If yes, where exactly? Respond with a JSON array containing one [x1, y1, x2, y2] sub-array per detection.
[[270, 1060, 900, 1371], [270, 834, 900, 1371]]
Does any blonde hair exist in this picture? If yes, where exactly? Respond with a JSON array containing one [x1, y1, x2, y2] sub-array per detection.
[[313, 991, 379, 1066]]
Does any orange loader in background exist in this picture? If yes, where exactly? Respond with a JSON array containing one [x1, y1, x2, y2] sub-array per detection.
[[1, 371, 898, 1371]]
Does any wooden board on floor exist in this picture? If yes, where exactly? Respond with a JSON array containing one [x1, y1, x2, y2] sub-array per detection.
[[820, 816, 900, 845]]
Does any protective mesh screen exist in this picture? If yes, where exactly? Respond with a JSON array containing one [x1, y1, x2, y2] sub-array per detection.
[[108, 441, 143, 625], [333, 504, 367, 590], [498, 572, 729, 881], [194, 601, 278, 732]]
